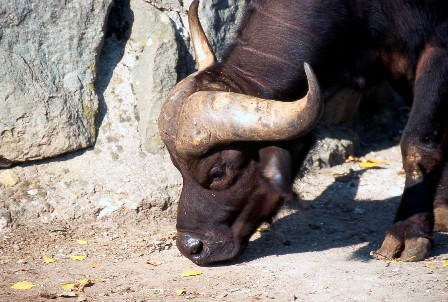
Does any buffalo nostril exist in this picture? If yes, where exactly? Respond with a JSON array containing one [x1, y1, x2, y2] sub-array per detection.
[[178, 234, 204, 256], [186, 236, 203, 255]]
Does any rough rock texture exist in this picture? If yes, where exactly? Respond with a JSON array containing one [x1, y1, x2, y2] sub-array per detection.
[[145, 0, 250, 54], [131, 0, 178, 153], [134, 0, 251, 153], [0, 0, 113, 164], [196, 0, 251, 59], [305, 89, 362, 169], [0, 6, 182, 228], [304, 127, 357, 171]]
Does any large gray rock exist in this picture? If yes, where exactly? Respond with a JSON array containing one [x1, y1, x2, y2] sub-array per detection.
[[134, 0, 249, 153], [196, 0, 251, 59], [304, 89, 361, 169], [0, 0, 113, 164], [131, 0, 179, 153]]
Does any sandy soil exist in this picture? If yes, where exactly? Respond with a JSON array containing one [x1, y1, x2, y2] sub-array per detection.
[[1, 144, 447, 302]]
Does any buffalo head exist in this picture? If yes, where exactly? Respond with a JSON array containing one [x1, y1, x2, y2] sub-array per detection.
[[158, 0, 323, 265]]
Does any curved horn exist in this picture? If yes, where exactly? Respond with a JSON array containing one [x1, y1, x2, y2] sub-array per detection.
[[175, 63, 323, 156], [189, 0, 216, 70]]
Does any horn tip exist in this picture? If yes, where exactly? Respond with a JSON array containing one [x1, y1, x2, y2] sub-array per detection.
[[303, 62, 318, 93], [190, 0, 199, 10], [303, 62, 313, 79]]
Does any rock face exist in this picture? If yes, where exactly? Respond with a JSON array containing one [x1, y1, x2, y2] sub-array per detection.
[[0, 0, 113, 165], [131, 0, 178, 153], [144, 0, 250, 59], [134, 0, 251, 153]]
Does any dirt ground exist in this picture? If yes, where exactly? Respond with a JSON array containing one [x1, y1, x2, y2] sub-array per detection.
[[1, 144, 447, 302]]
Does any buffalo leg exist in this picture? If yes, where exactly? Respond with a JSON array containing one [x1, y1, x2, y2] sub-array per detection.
[[374, 45, 448, 261], [434, 161, 448, 232]]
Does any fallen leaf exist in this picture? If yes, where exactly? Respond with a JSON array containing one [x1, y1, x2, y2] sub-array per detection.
[[364, 158, 387, 164], [424, 263, 437, 269], [176, 289, 186, 296], [76, 240, 88, 245], [182, 269, 203, 277], [90, 262, 99, 268], [61, 283, 76, 291], [359, 162, 379, 169], [443, 261, 448, 267], [10, 281, 34, 290], [146, 259, 162, 266], [75, 278, 92, 292], [69, 255, 87, 261], [346, 156, 361, 163], [59, 292, 78, 298], [61, 279, 92, 292], [43, 256, 56, 264], [359, 158, 387, 169]]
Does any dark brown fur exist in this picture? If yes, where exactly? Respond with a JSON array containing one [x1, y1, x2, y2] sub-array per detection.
[[169, 0, 448, 265]]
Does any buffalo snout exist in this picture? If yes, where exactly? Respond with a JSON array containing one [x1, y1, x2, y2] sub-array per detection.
[[176, 231, 244, 266], [177, 233, 204, 256]]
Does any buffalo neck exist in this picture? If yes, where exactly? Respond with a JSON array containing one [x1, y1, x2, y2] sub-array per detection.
[[213, 0, 360, 101]]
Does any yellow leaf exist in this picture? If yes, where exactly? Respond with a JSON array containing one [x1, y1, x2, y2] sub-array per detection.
[[443, 261, 448, 267], [366, 158, 386, 164], [359, 159, 386, 169], [424, 263, 437, 269], [182, 269, 203, 277], [10, 281, 34, 290], [176, 289, 186, 296], [43, 256, 56, 264], [145, 259, 161, 266], [61, 283, 75, 291], [360, 162, 381, 169], [76, 240, 88, 245], [61, 279, 92, 292], [75, 279, 92, 292], [69, 255, 87, 261], [346, 156, 361, 163]]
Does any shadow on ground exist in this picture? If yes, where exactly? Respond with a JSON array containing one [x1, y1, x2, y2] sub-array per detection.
[[239, 169, 448, 264], [237, 87, 448, 264]]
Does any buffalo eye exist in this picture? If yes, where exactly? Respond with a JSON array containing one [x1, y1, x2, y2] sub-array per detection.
[[209, 165, 226, 182]]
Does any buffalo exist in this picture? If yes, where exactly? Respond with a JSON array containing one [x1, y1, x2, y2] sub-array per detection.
[[158, 0, 448, 266]]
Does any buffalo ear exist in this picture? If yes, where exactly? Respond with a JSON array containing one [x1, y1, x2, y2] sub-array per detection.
[[259, 146, 296, 202]]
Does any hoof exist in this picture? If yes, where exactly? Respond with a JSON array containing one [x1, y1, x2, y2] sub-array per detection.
[[434, 206, 448, 232], [372, 221, 432, 261]]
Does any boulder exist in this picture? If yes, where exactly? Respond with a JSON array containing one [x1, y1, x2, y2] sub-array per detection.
[[195, 0, 251, 59], [131, 0, 179, 153], [133, 0, 250, 153], [0, 0, 113, 165]]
